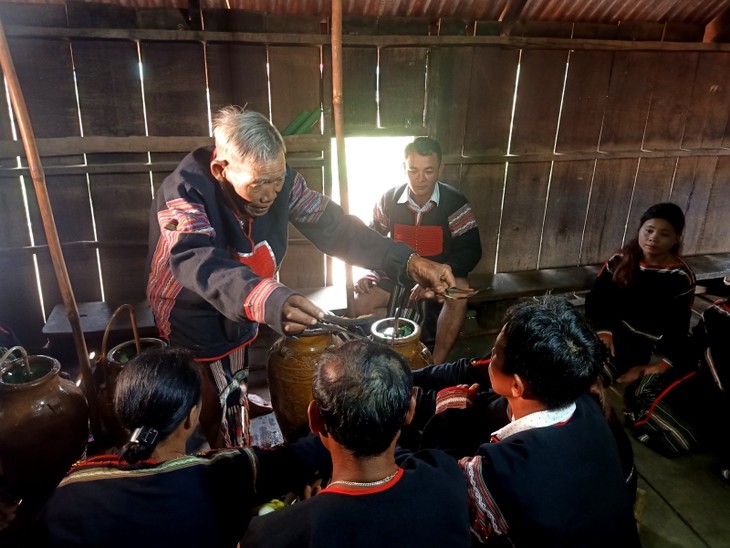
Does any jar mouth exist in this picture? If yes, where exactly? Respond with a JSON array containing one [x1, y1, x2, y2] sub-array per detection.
[[370, 317, 421, 343], [107, 338, 167, 366], [0, 355, 60, 387]]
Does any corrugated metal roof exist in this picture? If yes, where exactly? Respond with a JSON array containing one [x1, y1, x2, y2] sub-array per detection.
[[1, 0, 728, 27]]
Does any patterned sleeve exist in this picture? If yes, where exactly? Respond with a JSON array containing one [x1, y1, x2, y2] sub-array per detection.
[[458, 455, 509, 543], [287, 170, 415, 286], [446, 200, 482, 278]]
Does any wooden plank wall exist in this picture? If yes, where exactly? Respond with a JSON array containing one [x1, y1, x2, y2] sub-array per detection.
[[0, 4, 329, 347], [1, 5, 730, 348], [439, 44, 730, 275]]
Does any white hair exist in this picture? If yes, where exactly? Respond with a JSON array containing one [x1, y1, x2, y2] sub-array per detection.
[[212, 106, 286, 165]]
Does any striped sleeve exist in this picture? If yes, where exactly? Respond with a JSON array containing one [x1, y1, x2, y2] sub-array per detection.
[[289, 171, 331, 223], [459, 455, 509, 543], [448, 202, 478, 238]]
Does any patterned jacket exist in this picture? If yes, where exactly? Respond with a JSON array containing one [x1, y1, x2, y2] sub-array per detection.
[[147, 147, 415, 359]]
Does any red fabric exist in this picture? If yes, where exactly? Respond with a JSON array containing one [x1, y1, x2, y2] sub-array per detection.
[[393, 224, 443, 258]]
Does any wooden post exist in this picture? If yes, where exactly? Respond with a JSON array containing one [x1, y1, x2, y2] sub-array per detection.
[[331, 0, 355, 315], [0, 18, 99, 433]]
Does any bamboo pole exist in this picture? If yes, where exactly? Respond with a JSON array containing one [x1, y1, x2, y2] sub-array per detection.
[[0, 17, 99, 434], [331, 0, 355, 315]]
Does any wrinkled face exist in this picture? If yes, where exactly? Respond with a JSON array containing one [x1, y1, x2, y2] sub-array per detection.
[[404, 151, 440, 207], [220, 153, 286, 217], [638, 218, 679, 263], [488, 327, 513, 399]]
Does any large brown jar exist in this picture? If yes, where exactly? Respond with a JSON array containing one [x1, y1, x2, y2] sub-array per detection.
[[267, 330, 338, 442], [0, 346, 88, 504]]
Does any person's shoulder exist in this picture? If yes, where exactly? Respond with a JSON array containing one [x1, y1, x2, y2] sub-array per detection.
[[437, 182, 470, 202], [400, 447, 462, 477]]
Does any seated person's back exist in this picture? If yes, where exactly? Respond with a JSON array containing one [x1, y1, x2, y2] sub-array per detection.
[[458, 297, 640, 547], [243, 339, 471, 548]]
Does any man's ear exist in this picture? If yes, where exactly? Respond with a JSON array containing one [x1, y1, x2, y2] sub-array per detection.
[[511, 374, 525, 399], [210, 158, 226, 181], [307, 400, 327, 436], [403, 388, 418, 426]]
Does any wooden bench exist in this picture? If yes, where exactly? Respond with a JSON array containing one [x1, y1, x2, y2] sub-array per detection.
[[465, 253, 730, 332], [40, 253, 730, 350]]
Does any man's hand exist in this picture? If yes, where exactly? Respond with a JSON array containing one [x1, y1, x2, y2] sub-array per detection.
[[407, 255, 455, 298], [617, 361, 669, 384], [598, 332, 615, 357], [282, 295, 324, 334], [354, 277, 377, 295]]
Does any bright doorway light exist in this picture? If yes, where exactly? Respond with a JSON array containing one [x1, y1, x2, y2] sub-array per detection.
[[330, 136, 415, 287]]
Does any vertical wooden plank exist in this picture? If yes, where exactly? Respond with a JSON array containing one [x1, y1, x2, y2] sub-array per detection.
[[682, 52, 730, 149], [8, 37, 79, 139], [90, 173, 151, 304], [510, 49, 568, 155], [496, 162, 550, 272], [698, 156, 730, 254], [539, 159, 595, 269], [427, 47, 473, 157], [459, 163, 505, 275], [72, 35, 149, 304], [463, 48, 519, 156], [0, 253, 44, 348], [627, 157, 676, 225], [140, 41, 209, 136], [668, 156, 717, 255], [599, 52, 655, 152], [642, 53, 699, 151], [378, 47, 427, 130], [342, 46, 377, 130], [581, 158, 638, 265], [26, 174, 102, 307], [0, 177, 42, 347], [555, 50, 612, 153], [206, 43, 270, 116], [72, 39, 145, 137], [268, 46, 321, 134]]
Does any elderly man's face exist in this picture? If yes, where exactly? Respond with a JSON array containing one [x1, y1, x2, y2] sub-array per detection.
[[222, 153, 286, 217]]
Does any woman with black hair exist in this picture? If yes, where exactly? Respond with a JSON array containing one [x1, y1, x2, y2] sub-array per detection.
[[37, 347, 328, 547], [585, 202, 699, 456], [586, 202, 696, 384]]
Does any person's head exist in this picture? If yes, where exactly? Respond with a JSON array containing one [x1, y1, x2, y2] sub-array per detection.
[[403, 137, 442, 207], [210, 106, 287, 218], [115, 347, 202, 463], [614, 202, 685, 286], [636, 202, 684, 261], [309, 339, 414, 458], [488, 296, 604, 410]]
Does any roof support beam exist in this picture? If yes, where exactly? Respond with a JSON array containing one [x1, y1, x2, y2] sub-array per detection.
[[499, 0, 529, 37]]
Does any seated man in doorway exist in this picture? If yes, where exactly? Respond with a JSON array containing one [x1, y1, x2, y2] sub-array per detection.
[[242, 339, 472, 547], [352, 137, 482, 364]]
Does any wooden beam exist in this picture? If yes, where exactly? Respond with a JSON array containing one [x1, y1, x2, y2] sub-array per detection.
[[5, 24, 730, 51], [498, 0, 529, 38], [0, 134, 328, 158], [704, 5, 730, 43]]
